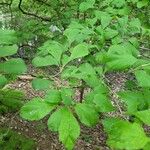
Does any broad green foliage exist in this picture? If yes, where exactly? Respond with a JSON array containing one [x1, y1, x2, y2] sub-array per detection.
[[0, 29, 17, 44], [103, 118, 150, 150], [0, 0, 148, 149], [47, 107, 63, 132], [32, 78, 52, 90], [0, 45, 18, 57], [45, 89, 62, 104], [79, 0, 95, 12], [0, 75, 7, 88], [0, 89, 25, 114], [0, 29, 27, 88], [69, 43, 89, 61], [58, 108, 80, 150], [135, 70, 150, 87], [75, 103, 99, 126], [20, 98, 55, 120], [134, 109, 150, 125], [0, 128, 36, 150], [0, 58, 27, 74]]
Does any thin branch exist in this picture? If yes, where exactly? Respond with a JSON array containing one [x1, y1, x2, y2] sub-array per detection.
[[18, 0, 51, 22]]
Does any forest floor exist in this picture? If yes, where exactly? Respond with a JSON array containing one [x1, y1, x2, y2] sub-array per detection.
[[0, 65, 150, 150]]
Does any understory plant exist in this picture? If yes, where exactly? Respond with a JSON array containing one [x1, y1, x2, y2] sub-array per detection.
[[1, 0, 150, 149], [0, 29, 27, 113]]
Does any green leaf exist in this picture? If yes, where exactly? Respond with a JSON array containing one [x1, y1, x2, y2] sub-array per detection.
[[105, 54, 137, 71], [0, 58, 27, 74], [94, 93, 114, 112], [108, 42, 139, 56], [144, 142, 150, 150], [20, 98, 55, 121], [0, 75, 7, 88], [38, 41, 64, 64], [137, 0, 149, 8], [45, 89, 62, 104], [104, 28, 118, 39], [135, 70, 150, 88], [95, 11, 112, 29], [112, 0, 126, 7], [134, 109, 150, 125], [79, 0, 95, 12], [129, 18, 141, 33], [75, 103, 99, 127], [58, 108, 80, 150], [0, 29, 17, 44], [118, 91, 146, 113], [103, 118, 149, 150], [32, 55, 59, 67], [48, 107, 63, 132], [61, 88, 73, 105], [64, 22, 93, 44], [78, 63, 101, 87], [32, 78, 52, 90], [69, 43, 89, 61], [0, 45, 18, 57]]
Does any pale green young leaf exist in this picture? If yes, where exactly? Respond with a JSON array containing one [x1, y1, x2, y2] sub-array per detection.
[[0, 45, 18, 57], [0, 58, 27, 74], [20, 98, 55, 121], [59, 108, 80, 150], [75, 103, 99, 127]]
